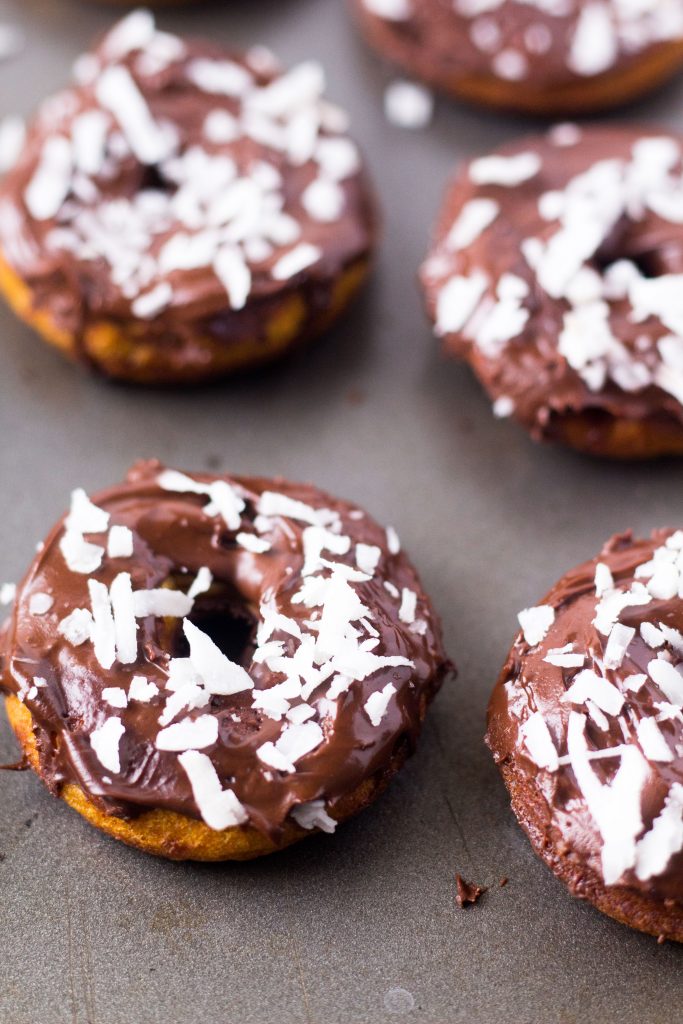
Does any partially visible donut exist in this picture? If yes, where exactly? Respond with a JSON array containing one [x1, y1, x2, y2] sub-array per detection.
[[421, 125, 683, 458], [351, 0, 683, 115], [487, 529, 683, 940], [0, 12, 377, 384], [0, 461, 450, 860]]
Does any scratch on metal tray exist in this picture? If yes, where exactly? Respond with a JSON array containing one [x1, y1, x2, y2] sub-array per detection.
[[292, 937, 315, 1024], [431, 718, 473, 865], [65, 872, 97, 1023]]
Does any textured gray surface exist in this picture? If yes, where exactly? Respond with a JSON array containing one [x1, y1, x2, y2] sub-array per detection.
[[0, 0, 682, 1021]]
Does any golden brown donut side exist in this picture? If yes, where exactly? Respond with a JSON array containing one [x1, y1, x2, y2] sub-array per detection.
[[546, 410, 683, 460], [0, 253, 370, 385], [7, 694, 420, 860]]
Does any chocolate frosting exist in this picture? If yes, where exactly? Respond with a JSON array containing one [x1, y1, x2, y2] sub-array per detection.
[[487, 529, 683, 903], [356, 0, 683, 90], [0, 461, 450, 841], [421, 125, 683, 441], [0, 13, 375, 372]]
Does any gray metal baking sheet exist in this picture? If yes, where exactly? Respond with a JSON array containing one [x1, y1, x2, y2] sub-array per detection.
[[0, 1, 681, 1021]]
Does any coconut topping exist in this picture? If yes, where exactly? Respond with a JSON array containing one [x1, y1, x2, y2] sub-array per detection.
[[383, 80, 434, 129], [0, 11, 373, 358], [422, 128, 683, 435], [360, 0, 683, 86], [496, 530, 683, 894], [1, 463, 448, 842]]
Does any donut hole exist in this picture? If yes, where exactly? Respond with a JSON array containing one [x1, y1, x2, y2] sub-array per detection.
[[139, 164, 174, 195], [596, 224, 673, 279], [616, 249, 659, 279], [174, 585, 257, 668]]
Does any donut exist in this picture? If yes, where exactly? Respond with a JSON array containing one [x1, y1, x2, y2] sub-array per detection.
[[351, 0, 683, 114], [0, 12, 376, 384], [487, 529, 683, 941], [420, 125, 683, 459], [0, 461, 450, 860]]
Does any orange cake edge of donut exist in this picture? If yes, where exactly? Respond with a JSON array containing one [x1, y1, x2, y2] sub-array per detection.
[[5, 693, 411, 861], [0, 250, 371, 384]]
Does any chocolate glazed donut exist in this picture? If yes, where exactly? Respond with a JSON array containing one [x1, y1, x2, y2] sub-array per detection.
[[351, 0, 683, 115], [421, 125, 683, 458], [0, 12, 377, 384], [0, 461, 451, 860], [487, 530, 683, 941]]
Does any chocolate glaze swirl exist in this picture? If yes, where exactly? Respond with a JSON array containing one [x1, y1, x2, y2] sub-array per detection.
[[0, 462, 450, 841]]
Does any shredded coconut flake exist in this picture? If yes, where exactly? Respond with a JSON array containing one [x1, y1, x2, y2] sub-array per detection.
[[102, 686, 128, 709], [364, 682, 396, 727], [90, 717, 125, 774], [520, 711, 559, 771], [156, 714, 219, 751], [178, 750, 248, 829], [107, 525, 134, 559], [29, 592, 53, 616], [291, 799, 336, 833], [58, 607, 93, 646], [184, 619, 254, 695], [636, 716, 673, 762], [128, 675, 159, 703], [236, 532, 272, 554], [469, 152, 541, 187], [518, 605, 555, 646]]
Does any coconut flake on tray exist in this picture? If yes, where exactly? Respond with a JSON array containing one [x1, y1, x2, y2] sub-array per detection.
[[383, 80, 433, 129]]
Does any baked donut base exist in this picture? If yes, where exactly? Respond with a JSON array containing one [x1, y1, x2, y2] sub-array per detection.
[[471, 362, 683, 458], [467, 355, 683, 457], [488, 742, 683, 942], [5, 693, 408, 861], [0, 253, 370, 385], [354, 5, 683, 115], [546, 410, 683, 459]]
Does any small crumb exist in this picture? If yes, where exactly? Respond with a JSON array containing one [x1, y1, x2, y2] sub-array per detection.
[[657, 933, 666, 945], [205, 453, 223, 470], [455, 873, 487, 908], [384, 79, 433, 129], [499, 876, 508, 887]]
